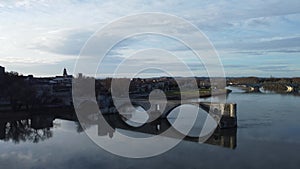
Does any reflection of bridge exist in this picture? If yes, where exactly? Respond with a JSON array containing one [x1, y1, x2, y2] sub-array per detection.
[[96, 114, 237, 149], [0, 107, 237, 149]]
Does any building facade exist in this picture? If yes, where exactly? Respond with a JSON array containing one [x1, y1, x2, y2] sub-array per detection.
[[0, 66, 4, 78]]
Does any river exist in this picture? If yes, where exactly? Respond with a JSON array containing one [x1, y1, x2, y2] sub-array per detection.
[[0, 89, 299, 169]]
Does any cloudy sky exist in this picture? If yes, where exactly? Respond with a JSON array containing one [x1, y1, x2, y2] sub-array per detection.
[[0, 0, 299, 77]]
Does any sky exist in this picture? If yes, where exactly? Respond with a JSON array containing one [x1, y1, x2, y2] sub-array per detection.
[[0, 0, 299, 77]]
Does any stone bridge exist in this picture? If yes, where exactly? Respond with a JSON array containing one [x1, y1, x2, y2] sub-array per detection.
[[75, 97, 237, 129], [113, 99, 237, 129], [231, 83, 299, 93]]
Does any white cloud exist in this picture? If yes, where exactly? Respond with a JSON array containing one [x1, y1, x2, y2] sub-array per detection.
[[0, 0, 299, 77]]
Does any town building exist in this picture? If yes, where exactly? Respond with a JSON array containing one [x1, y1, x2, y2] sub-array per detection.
[[25, 68, 73, 107], [0, 66, 5, 79]]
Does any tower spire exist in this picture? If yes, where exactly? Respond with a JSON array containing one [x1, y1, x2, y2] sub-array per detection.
[[63, 68, 68, 77]]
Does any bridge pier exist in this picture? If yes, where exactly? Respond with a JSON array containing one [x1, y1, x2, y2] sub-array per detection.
[[216, 103, 237, 129], [200, 102, 237, 129]]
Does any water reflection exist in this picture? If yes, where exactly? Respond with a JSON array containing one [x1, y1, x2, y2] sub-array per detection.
[[1, 93, 300, 169], [0, 106, 237, 149], [0, 115, 53, 143], [119, 106, 149, 127], [97, 114, 237, 149]]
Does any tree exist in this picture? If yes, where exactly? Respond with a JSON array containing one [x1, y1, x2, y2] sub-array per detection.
[[2, 72, 38, 111]]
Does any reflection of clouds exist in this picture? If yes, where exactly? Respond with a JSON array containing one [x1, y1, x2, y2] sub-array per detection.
[[0, 151, 39, 169], [0, 151, 33, 161], [0, 102, 298, 169], [0, 137, 300, 169]]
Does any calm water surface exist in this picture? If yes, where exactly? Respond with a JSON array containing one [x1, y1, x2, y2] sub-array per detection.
[[1, 90, 300, 169]]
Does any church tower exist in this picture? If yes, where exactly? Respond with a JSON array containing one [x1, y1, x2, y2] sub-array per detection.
[[63, 68, 68, 77]]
